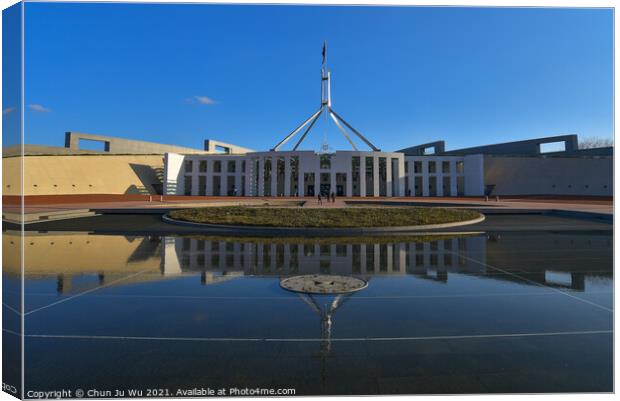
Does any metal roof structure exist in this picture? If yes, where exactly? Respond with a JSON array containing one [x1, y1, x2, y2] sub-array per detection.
[[271, 42, 380, 152]]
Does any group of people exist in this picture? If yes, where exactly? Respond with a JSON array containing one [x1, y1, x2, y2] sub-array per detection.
[[317, 192, 336, 205]]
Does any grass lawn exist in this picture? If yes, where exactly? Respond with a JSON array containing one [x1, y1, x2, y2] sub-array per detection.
[[168, 206, 481, 228]]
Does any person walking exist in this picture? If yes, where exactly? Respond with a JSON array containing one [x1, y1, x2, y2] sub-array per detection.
[[330, 192, 335, 203], [318, 193, 322, 205]]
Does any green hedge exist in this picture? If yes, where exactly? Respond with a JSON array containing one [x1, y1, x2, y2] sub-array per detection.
[[169, 206, 480, 228]]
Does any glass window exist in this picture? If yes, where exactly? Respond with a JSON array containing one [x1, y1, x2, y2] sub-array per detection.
[[414, 161, 422, 174], [456, 161, 464, 174], [320, 154, 331, 169], [213, 160, 222, 173], [442, 161, 450, 174], [366, 157, 373, 172], [184, 176, 192, 195], [184, 160, 193, 173], [228, 160, 236, 173], [198, 176, 206, 195], [428, 161, 436, 174], [199, 161, 207, 173]]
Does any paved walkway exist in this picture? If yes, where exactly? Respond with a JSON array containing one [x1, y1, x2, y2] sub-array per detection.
[[302, 198, 347, 208], [3, 195, 612, 224]]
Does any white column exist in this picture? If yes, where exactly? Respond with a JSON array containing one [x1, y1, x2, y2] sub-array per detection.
[[330, 170, 337, 197], [436, 165, 444, 197], [283, 244, 290, 273], [360, 244, 367, 273], [218, 242, 225, 270], [398, 243, 406, 272], [284, 156, 291, 196], [408, 158, 416, 197], [257, 243, 264, 270], [346, 157, 353, 197], [386, 157, 393, 197], [373, 156, 380, 197], [398, 157, 406, 196], [360, 156, 367, 197], [271, 158, 278, 197], [258, 157, 265, 196], [245, 159, 253, 196], [206, 160, 214, 196], [220, 173, 227, 196], [315, 160, 321, 197], [450, 159, 457, 197], [297, 155, 304, 197], [422, 160, 429, 197], [233, 242, 240, 266], [270, 244, 276, 270], [191, 162, 199, 196], [235, 160, 242, 196]]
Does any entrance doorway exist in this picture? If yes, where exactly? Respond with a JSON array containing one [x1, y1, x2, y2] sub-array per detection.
[[320, 173, 331, 196]]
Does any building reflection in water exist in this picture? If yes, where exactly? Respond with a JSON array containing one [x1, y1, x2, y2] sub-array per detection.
[[4, 231, 611, 294], [167, 236, 488, 282]]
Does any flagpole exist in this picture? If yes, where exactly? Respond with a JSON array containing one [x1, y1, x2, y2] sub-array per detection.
[[321, 41, 331, 108]]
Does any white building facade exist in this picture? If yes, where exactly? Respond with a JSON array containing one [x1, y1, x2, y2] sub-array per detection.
[[163, 44, 486, 198], [163, 151, 484, 197]]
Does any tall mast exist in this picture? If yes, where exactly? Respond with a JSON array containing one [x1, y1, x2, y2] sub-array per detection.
[[321, 41, 331, 107], [272, 41, 379, 151]]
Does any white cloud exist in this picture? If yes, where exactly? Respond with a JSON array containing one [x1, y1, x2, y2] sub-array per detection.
[[28, 104, 51, 113], [2, 106, 16, 116], [187, 95, 217, 105]]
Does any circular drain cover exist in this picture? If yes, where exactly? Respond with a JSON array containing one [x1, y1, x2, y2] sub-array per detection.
[[280, 274, 368, 294]]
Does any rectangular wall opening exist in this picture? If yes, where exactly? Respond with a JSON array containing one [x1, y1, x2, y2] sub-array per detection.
[[414, 176, 423, 196], [429, 176, 437, 196], [290, 157, 299, 196], [214, 145, 231, 154], [540, 141, 566, 153], [352, 157, 361, 196], [365, 157, 374, 196], [442, 176, 451, 196], [304, 173, 315, 196], [79, 138, 108, 151]]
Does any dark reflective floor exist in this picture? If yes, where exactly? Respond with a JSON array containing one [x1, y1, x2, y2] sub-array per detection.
[[3, 223, 613, 395]]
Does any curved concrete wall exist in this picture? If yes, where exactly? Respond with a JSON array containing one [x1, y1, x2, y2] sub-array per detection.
[[3, 154, 164, 196], [484, 156, 613, 196]]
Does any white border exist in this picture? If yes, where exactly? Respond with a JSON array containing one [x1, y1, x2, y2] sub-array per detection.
[[0, 2, 615, 401]]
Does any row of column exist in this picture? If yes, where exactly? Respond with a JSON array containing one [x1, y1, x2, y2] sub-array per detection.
[[252, 154, 406, 197], [171, 239, 409, 275], [185, 159, 245, 196], [164, 237, 487, 276], [405, 159, 463, 197]]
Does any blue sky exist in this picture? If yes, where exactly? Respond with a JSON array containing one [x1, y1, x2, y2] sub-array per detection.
[[16, 4, 613, 152]]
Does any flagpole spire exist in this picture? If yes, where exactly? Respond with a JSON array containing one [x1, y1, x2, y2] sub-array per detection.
[[321, 41, 331, 107], [272, 41, 380, 152]]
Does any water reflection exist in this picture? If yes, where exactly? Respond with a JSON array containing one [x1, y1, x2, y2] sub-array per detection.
[[5, 229, 612, 394], [3, 231, 611, 294]]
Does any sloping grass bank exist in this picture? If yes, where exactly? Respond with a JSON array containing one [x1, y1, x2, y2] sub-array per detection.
[[168, 206, 481, 228]]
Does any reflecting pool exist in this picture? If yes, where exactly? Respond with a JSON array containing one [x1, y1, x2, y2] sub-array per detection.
[[3, 229, 613, 394]]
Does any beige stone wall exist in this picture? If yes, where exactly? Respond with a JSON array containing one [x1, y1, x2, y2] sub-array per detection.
[[484, 156, 613, 196], [3, 232, 162, 276], [3, 154, 165, 195]]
